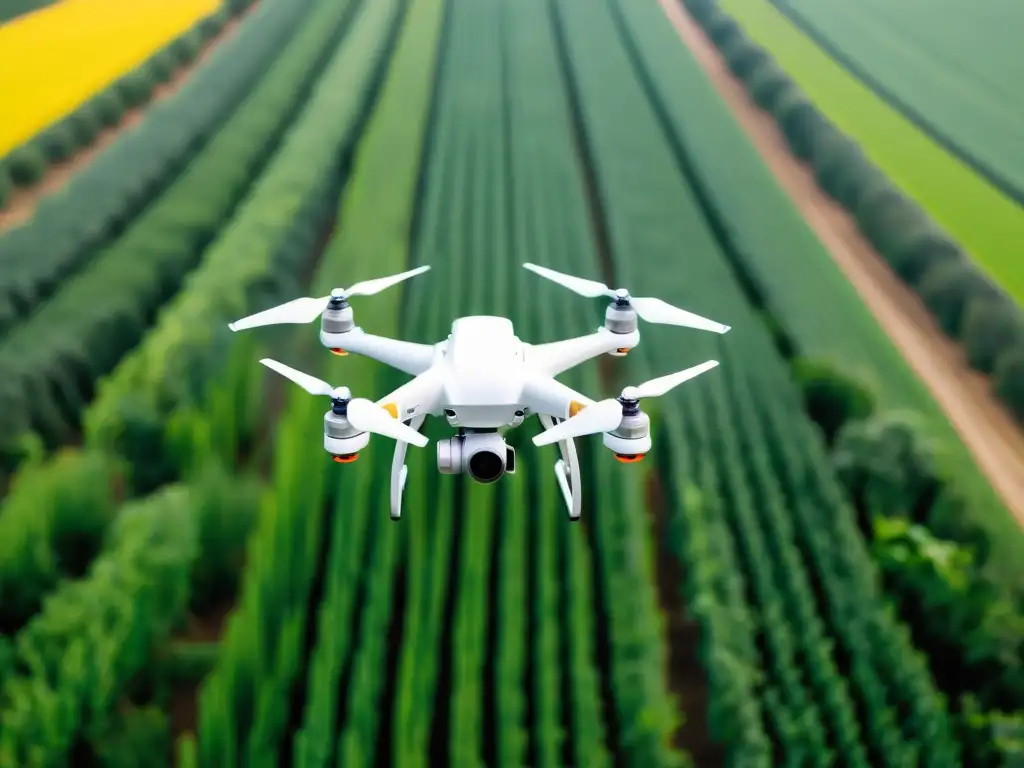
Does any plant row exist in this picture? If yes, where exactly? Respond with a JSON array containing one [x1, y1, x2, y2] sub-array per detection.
[[185, 0, 412, 763], [0, 0, 56, 24], [607, 0, 1015, 559], [683, 0, 1024, 426], [0, 484, 200, 766], [0, 0, 356, 479], [0, 0, 250, 207], [0, 0, 306, 333], [553, 0, 964, 761]]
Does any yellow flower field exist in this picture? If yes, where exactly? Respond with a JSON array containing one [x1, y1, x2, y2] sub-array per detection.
[[0, 0, 219, 156]]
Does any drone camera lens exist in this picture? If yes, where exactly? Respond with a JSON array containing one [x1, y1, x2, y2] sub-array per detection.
[[468, 449, 504, 484]]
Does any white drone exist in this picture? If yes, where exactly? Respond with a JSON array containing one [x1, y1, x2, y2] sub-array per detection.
[[227, 263, 729, 521]]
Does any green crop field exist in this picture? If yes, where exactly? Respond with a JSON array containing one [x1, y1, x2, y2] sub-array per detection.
[[718, 0, 1024, 306], [1, 0, 1022, 765], [774, 0, 1024, 203]]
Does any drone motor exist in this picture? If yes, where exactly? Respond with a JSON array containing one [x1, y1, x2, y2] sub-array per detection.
[[324, 405, 369, 462], [438, 431, 516, 483], [602, 399, 652, 462], [604, 294, 638, 357]]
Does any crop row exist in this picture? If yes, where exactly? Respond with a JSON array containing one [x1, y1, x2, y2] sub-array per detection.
[[715, 0, 1024, 306], [187, 0, 411, 763], [0, 0, 236, 200], [554, 0, 966, 762], [0, 0, 56, 25], [774, 0, 1024, 205], [0, 0, 353, 477], [612, 0, 1023, 580], [693, 0, 1024, 427], [0, 0, 307, 333], [0, 484, 199, 765]]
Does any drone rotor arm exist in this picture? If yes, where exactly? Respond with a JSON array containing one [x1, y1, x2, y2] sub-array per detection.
[[532, 398, 622, 446]]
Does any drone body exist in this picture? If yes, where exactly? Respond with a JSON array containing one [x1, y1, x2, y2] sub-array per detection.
[[228, 263, 730, 520]]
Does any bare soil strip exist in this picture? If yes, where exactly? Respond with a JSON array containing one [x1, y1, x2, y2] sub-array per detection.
[[0, 4, 256, 233], [658, 0, 1024, 528]]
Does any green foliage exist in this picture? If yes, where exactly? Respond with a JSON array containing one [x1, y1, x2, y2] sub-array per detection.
[[832, 411, 940, 521], [0, 450, 122, 633], [0, 0, 58, 24], [83, 0, 381, 489], [964, 296, 1024, 375], [187, 464, 261, 616], [0, 0, 313, 335], [993, 346, 1024, 425], [686, 0, 1024, 420], [919, 260, 1002, 340], [0, 485, 199, 766], [792, 357, 876, 445], [92, 705, 171, 768], [0, 0, 349, 466], [955, 696, 1024, 767]]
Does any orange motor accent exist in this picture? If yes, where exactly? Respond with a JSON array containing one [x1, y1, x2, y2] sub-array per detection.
[[332, 453, 358, 463], [616, 347, 630, 354], [330, 348, 348, 356], [614, 453, 646, 464]]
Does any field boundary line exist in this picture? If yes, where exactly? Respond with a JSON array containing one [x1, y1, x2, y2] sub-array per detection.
[[658, 0, 1024, 529], [0, 2, 258, 233], [766, 0, 1024, 209]]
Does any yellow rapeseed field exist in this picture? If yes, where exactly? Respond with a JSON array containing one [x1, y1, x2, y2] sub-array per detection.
[[0, 0, 219, 156]]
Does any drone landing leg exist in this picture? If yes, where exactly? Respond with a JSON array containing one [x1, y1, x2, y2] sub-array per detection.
[[390, 414, 426, 521], [538, 415, 582, 521]]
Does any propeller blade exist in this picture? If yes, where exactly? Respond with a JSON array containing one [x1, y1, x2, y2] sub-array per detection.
[[346, 399, 429, 447], [631, 297, 730, 334], [624, 360, 720, 401], [229, 296, 330, 332], [259, 358, 335, 397], [343, 265, 431, 298], [533, 399, 623, 446], [523, 263, 614, 299]]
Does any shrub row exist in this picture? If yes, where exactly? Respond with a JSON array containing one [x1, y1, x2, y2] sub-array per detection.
[[0, 0, 56, 24], [0, 0, 308, 332], [0, 0, 256, 204], [682, 0, 1024, 425], [0, 0, 354, 475], [0, 484, 199, 766], [559, 0, 963, 759], [81, 0, 391, 495], [191, 1, 426, 760], [0, 450, 122, 634]]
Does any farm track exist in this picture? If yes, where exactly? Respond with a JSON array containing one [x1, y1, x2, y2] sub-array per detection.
[[660, 0, 1024, 529], [0, 2, 257, 233]]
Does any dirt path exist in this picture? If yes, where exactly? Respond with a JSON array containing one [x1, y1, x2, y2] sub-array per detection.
[[0, 4, 255, 233], [658, 0, 1024, 527]]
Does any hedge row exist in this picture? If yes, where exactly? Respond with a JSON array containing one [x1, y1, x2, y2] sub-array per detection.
[[81, 0, 393, 495], [0, 0, 254, 206], [190, 0, 419, 760], [0, 0, 308, 333], [682, 0, 1024, 425], [0, 0, 355, 474], [0, 484, 199, 766], [0, 0, 57, 25], [0, 450, 122, 634]]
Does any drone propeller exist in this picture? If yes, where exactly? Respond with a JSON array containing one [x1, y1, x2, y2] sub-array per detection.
[[533, 360, 720, 446], [259, 358, 429, 447], [522, 263, 730, 334], [228, 266, 431, 332]]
